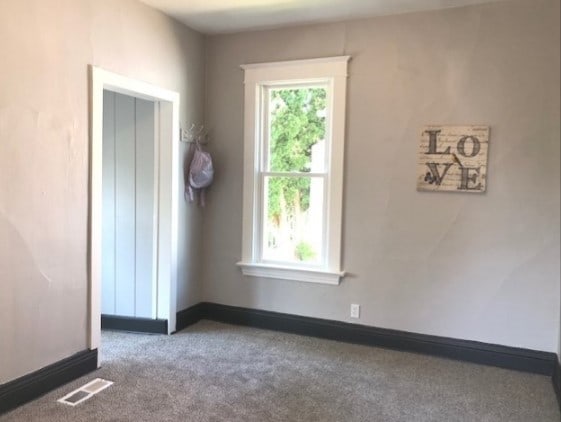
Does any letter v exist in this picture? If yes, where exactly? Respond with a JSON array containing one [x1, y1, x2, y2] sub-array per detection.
[[426, 163, 453, 186]]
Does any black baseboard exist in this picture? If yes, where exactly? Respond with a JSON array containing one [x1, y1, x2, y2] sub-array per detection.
[[553, 358, 561, 411], [176, 302, 557, 376], [0, 349, 97, 415], [176, 303, 205, 332], [101, 314, 167, 334]]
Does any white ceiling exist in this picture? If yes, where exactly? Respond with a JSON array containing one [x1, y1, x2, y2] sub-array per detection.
[[139, 0, 510, 34]]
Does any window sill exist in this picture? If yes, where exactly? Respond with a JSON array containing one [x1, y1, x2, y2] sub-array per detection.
[[236, 262, 344, 285]]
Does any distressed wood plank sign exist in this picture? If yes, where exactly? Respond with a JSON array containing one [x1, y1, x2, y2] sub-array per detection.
[[417, 125, 489, 193]]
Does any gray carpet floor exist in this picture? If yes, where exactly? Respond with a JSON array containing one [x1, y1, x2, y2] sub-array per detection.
[[1, 320, 559, 422]]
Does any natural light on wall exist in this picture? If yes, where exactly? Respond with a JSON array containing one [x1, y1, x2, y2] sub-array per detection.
[[237, 56, 350, 285]]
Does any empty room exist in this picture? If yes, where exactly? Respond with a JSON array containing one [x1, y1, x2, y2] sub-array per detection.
[[0, 0, 560, 421]]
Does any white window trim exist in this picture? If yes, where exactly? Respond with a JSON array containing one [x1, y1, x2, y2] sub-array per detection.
[[237, 56, 350, 285]]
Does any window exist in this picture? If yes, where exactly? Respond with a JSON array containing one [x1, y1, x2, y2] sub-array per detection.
[[237, 56, 350, 285]]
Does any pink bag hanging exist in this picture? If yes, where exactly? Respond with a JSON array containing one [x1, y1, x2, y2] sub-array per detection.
[[184, 143, 214, 206]]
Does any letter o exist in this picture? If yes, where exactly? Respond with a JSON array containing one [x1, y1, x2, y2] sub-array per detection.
[[457, 136, 480, 158]]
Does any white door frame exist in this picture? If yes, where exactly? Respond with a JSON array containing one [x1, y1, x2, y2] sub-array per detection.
[[89, 66, 180, 355]]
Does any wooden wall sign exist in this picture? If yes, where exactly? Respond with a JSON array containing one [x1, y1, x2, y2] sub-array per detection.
[[417, 125, 489, 193]]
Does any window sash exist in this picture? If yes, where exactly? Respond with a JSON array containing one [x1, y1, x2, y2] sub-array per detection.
[[256, 172, 329, 268], [261, 84, 330, 174], [257, 83, 331, 268]]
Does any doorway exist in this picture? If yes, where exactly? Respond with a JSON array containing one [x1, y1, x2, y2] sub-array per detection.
[[89, 66, 180, 365], [100, 91, 160, 331]]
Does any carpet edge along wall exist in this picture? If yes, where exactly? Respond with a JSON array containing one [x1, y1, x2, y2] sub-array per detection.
[[177, 303, 557, 376], [0, 349, 98, 415]]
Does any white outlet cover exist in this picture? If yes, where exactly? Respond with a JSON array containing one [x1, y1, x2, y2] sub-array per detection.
[[350, 304, 360, 318]]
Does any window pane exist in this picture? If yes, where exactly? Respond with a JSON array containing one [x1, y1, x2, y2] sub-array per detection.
[[262, 176, 324, 264], [267, 87, 327, 173]]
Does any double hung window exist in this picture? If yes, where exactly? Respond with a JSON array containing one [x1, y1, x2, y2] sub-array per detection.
[[237, 56, 350, 285]]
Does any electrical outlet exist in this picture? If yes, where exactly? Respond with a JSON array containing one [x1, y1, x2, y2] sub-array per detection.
[[350, 304, 360, 319]]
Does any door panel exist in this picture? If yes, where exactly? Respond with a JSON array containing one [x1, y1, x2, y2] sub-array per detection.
[[102, 91, 156, 319], [101, 91, 116, 315], [114, 93, 136, 317], [134, 98, 155, 318]]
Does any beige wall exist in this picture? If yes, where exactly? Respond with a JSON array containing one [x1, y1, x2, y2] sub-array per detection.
[[0, 0, 558, 387], [203, 0, 560, 352], [0, 0, 204, 383]]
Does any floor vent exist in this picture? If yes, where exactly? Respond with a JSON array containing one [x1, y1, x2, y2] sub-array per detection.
[[57, 378, 113, 406]]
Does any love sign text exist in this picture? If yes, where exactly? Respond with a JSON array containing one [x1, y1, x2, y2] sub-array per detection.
[[417, 125, 489, 193]]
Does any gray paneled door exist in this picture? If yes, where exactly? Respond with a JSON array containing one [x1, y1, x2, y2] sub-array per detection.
[[101, 91, 156, 318]]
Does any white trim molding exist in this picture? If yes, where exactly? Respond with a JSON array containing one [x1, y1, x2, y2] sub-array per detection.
[[237, 262, 345, 285], [238, 56, 350, 285], [89, 66, 180, 356]]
